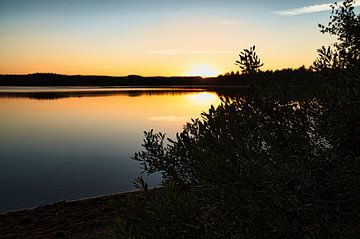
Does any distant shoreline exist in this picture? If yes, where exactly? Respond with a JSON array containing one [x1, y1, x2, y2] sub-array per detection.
[[0, 74, 220, 87], [0, 71, 321, 87]]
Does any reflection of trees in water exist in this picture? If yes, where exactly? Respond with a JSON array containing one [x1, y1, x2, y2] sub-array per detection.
[[0, 85, 318, 101], [0, 89, 207, 100]]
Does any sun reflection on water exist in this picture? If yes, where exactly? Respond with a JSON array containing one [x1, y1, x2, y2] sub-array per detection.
[[187, 92, 219, 106]]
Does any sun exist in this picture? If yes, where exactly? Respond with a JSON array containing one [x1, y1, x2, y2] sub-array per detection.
[[186, 64, 219, 77]]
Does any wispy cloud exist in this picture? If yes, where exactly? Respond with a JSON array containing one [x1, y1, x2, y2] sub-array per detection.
[[274, 1, 360, 16], [147, 49, 231, 55]]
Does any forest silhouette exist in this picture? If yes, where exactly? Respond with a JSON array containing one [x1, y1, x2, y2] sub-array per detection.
[[0, 67, 320, 87]]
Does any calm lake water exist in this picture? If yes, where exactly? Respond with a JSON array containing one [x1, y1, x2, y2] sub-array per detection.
[[0, 87, 221, 213]]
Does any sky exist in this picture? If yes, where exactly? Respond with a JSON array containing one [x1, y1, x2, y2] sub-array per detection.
[[0, 0, 357, 76]]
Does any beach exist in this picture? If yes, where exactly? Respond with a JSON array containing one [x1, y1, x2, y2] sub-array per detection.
[[0, 191, 140, 239]]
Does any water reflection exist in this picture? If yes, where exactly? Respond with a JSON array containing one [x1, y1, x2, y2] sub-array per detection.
[[0, 87, 208, 100], [187, 92, 219, 105], [0, 88, 221, 212]]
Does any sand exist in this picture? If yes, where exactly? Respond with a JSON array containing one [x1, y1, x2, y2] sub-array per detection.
[[0, 191, 141, 239]]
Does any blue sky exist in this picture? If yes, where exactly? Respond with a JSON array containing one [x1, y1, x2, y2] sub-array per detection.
[[0, 0, 357, 76]]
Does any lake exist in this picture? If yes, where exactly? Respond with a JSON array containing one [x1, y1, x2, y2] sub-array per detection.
[[0, 87, 221, 213]]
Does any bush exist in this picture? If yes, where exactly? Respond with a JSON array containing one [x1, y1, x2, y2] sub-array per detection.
[[113, 1, 359, 238], [114, 93, 358, 238]]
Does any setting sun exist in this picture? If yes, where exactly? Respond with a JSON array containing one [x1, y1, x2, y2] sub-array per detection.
[[186, 64, 220, 77]]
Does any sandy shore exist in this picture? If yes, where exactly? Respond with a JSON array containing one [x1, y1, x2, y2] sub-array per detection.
[[0, 191, 142, 239]]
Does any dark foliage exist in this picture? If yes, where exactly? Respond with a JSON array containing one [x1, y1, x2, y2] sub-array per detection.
[[113, 1, 360, 238], [313, 0, 360, 160], [235, 46, 264, 75], [119, 92, 358, 238], [314, 0, 360, 71]]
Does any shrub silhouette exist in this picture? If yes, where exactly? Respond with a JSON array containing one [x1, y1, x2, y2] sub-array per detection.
[[114, 1, 360, 238], [235, 45, 264, 75], [314, 0, 360, 164], [313, 0, 360, 71]]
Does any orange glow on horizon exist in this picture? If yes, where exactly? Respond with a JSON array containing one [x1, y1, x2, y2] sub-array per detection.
[[185, 64, 220, 77]]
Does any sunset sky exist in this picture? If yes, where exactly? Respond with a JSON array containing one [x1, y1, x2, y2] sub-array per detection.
[[1, 0, 358, 76]]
